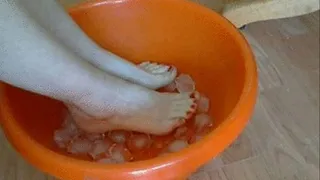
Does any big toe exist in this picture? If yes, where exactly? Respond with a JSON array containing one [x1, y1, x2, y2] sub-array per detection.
[[138, 62, 177, 89], [169, 94, 197, 120], [156, 66, 177, 84]]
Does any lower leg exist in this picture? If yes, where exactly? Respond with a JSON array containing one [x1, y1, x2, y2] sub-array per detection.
[[0, 1, 195, 135], [18, 0, 176, 89]]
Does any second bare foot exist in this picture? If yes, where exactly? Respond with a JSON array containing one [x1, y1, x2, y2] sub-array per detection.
[[69, 88, 196, 135]]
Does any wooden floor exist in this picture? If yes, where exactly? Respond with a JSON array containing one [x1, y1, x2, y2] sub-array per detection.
[[0, 11, 319, 180], [189, 11, 320, 180]]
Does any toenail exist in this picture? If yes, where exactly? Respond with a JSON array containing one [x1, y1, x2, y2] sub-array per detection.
[[186, 111, 194, 119], [179, 119, 186, 124]]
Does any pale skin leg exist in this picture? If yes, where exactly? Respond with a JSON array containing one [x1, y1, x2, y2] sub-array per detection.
[[17, 0, 177, 89], [0, 0, 195, 135]]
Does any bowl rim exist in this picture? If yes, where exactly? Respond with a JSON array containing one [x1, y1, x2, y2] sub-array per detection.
[[0, 0, 257, 177]]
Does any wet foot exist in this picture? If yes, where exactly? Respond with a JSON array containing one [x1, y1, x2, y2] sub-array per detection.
[[69, 85, 196, 135]]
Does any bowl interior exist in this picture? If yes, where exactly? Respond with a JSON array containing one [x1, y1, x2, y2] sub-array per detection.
[[1, 0, 245, 162]]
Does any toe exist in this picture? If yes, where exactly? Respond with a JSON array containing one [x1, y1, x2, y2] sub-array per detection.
[[138, 61, 151, 68], [193, 91, 201, 100], [171, 93, 192, 100], [156, 67, 177, 83], [170, 109, 188, 118], [148, 63, 161, 71], [145, 62, 158, 71], [172, 118, 186, 128], [151, 65, 170, 74], [173, 98, 194, 106], [167, 67, 177, 79], [139, 61, 171, 74], [170, 97, 196, 119], [138, 62, 158, 72], [150, 66, 177, 88], [138, 62, 177, 89]]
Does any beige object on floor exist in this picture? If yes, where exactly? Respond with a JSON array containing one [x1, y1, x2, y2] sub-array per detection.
[[221, 0, 320, 27], [0, 10, 319, 180], [59, 0, 320, 27]]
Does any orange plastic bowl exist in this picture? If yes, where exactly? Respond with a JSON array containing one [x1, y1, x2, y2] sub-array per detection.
[[0, 0, 257, 179]]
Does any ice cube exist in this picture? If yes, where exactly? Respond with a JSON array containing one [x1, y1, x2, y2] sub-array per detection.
[[175, 74, 195, 93], [108, 130, 129, 144], [126, 133, 150, 151], [194, 113, 212, 133], [109, 144, 133, 163], [54, 129, 73, 148], [163, 82, 176, 92], [173, 126, 189, 140], [89, 139, 113, 160], [86, 133, 104, 141], [67, 138, 93, 154], [197, 94, 210, 113], [167, 140, 189, 152]]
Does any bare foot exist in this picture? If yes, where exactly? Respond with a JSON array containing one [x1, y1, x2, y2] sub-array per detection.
[[90, 55, 178, 90], [68, 90, 196, 135]]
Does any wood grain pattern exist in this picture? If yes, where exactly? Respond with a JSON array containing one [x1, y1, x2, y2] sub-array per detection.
[[189, 11, 320, 180], [0, 8, 319, 180]]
